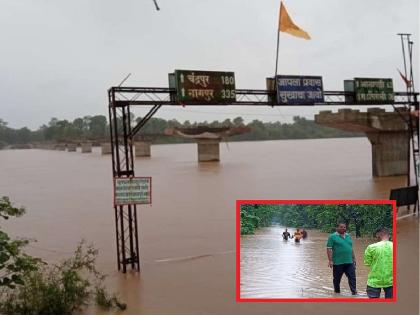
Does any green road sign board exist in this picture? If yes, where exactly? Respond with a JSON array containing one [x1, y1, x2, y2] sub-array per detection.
[[172, 70, 236, 104], [354, 78, 394, 103], [114, 177, 151, 206]]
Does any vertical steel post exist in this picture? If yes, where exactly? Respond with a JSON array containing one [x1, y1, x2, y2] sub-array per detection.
[[109, 89, 140, 272], [398, 34, 413, 187], [108, 96, 121, 271], [134, 205, 140, 271]]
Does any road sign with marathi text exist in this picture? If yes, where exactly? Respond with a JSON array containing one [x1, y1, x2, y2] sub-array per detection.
[[276, 75, 324, 105], [172, 70, 236, 104], [354, 78, 394, 103], [114, 177, 151, 206]]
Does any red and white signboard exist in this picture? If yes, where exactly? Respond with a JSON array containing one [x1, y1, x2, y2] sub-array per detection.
[[113, 177, 152, 206]]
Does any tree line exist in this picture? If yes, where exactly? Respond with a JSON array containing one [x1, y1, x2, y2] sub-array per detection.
[[241, 204, 393, 237], [0, 115, 362, 149], [0, 116, 108, 148]]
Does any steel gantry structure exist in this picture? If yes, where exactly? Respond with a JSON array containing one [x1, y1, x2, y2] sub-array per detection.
[[108, 86, 418, 272]]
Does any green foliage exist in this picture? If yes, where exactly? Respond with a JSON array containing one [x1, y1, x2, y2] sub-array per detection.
[[0, 115, 109, 145], [0, 197, 39, 289], [88, 115, 107, 139], [95, 286, 127, 311], [0, 197, 125, 314], [0, 240, 126, 315], [0, 196, 25, 219], [240, 204, 393, 237], [240, 205, 278, 235], [273, 204, 393, 237], [0, 115, 361, 147], [232, 116, 362, 141]]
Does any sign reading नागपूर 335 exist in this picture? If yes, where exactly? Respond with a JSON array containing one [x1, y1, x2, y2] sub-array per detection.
[[114, 177, 151, 206], [169, 70, 236, 104], [276, 75, 324, 105]]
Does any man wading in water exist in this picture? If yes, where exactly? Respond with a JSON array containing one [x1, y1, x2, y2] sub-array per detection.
[[326, 222, 357, 295], [294, 229, 302, 243], [282, 228, 291, 241]]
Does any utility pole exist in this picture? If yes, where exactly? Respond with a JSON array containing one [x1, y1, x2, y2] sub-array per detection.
[[397, 33, 419, 212]]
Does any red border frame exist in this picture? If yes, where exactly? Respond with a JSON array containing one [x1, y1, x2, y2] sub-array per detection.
[[113, 176, 152, 207], [236, 200, 397, 302]]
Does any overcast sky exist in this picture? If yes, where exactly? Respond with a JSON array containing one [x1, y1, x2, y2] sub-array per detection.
[[1, 0, 419, 129]]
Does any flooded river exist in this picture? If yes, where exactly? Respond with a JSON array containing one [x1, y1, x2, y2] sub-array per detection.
[[240, 225, 371, 298], [0, 137, 418, 315]]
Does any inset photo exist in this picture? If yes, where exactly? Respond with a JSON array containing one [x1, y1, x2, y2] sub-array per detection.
[[236, 200, 396, 302]]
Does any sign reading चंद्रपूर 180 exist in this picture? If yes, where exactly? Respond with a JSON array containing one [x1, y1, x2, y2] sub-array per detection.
[[114, 177, 151, 206], [354, 78, 394, 103], [171, 70, 236, 104], [276, 75, 324, 105]]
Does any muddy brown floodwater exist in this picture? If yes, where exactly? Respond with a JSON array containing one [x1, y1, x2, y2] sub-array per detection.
[[0, 138, 418, 315], [241, 225, 372, 298]]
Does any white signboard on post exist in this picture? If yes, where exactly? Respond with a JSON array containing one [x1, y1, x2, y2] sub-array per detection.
[[114, 177, 152, 206]]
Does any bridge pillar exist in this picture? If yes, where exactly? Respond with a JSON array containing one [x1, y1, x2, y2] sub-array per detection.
[[56, 144, 66, 151], [101, 143, 112, 155], [135, 141, 151, 157], [81, 142, 92, 153], [315, 107, 411, 177], [367, 131, 409, 177], [197, 139, 220, 162], [42, 143, 55, 150], [67, 144, 77, 152]]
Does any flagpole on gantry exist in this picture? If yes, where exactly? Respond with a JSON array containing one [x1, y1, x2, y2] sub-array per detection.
[[274, 1, 283, 84], [274, 1, 311, 101]]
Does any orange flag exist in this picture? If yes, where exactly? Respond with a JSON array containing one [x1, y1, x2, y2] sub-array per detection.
[[397, 68, 412, 87], [278, 1, 311, 40]]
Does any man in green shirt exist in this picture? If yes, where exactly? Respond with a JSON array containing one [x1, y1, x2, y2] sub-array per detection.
[[326, 222, 357, 295], [364, 227, 393, 299]]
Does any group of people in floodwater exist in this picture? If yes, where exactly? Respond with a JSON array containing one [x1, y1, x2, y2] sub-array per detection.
[[281, 223, 393, 299], [282, 228, 307, 242]]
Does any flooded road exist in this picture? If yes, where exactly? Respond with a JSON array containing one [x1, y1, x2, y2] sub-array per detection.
[[241, 225, 371, 298], [0, 137, 418, 315]]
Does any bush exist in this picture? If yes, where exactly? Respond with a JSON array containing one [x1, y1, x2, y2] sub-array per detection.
[[0, 240, 126, 315], [95, 286, 127, 311], [0, 197, 40, 289], [0, 197, 126, 314]]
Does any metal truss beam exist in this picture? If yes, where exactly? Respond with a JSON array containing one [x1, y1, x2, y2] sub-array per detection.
[[131, 104, 162, 138], [109, 87, 419, 107]]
